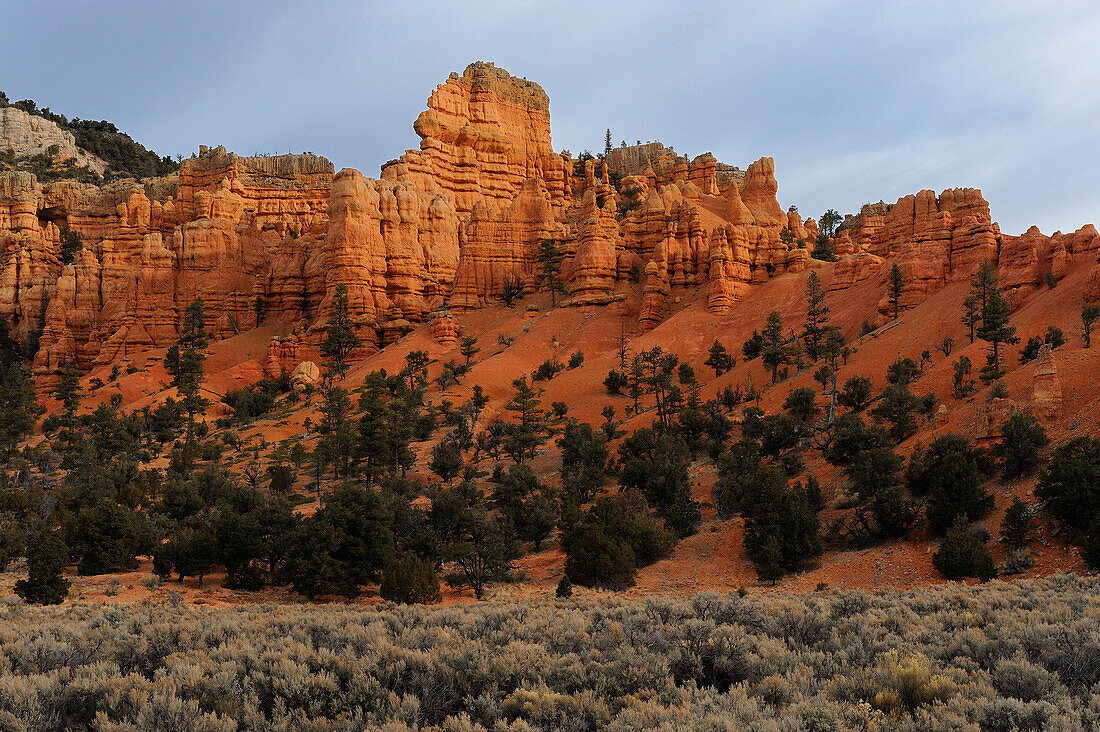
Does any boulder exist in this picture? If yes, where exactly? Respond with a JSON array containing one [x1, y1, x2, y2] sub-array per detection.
[[290, 361, 321, 391]]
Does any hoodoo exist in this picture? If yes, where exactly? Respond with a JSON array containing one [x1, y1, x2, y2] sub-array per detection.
[[0, 61, 1096, 383]]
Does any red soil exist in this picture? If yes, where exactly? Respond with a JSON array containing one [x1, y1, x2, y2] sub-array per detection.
[[36, 255, 1097, 606]]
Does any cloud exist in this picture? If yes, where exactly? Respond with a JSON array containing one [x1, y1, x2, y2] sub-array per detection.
[[1, 0, 1097, 234]]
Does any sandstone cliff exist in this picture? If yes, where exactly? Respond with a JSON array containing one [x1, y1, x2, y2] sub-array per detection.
[[828, 188, 1099, 321], [1, 62, 1096, 385]]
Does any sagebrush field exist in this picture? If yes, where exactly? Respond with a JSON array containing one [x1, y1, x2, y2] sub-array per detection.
[[1, 575, 1098, 730]]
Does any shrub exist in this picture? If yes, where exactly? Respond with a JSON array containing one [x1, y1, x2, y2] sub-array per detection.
[[221, 376, 290, 423], [754, 414, 811, 459], [266, 461, 296, 493], [1019, 336, 1043, 363], [872, 651, 955, 714], [999, 549, 1036, 576], [563, 525, 636, 590], [782, 387, 818, 422], [886, 357, 920, 385], [1083, 304, 1100, 347], [871, 384, 921, 442], [563, 492, 674, 589], [908, 433, 993, 533], [1000, 497, 1033, 552], [713, 438, 762, 517], [742, 468, 823, 582], [555, 575, 572, 598], [380, 555, 441, 604], [810, 239, 837, 262], [619, 429, 699, 537], [742, 331, 764, 360], [0, 576, 1096, 725], [837, 376, 873, 412], [65, 499, 154, 575], [500, 275, 524, 306], [14, 531, 70, 604], [993, 655, 1061, 702], [993, 413, 1048, 478], [532, 358, 562, 382], [604, 369, 627, 394], [1045, 325, 1065, 349], [59, 226, 82, 264], [0, 514, 26, 572], [558, 421, 609, 503], [825, 413, 892, 468], [567, 350, 585, 369], [1036, 437, 1100, 540], [952, 356, 976, 398], [933, 517, 996, 581]]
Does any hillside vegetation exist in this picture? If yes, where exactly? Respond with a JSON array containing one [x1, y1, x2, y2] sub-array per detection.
[[0, 91, 177, 181]]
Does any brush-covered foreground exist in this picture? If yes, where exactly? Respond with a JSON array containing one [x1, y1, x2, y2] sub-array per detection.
[[0, 575, 1098, 731]]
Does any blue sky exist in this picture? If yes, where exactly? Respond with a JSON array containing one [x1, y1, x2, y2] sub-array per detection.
[[3, 0, 1097, 234]]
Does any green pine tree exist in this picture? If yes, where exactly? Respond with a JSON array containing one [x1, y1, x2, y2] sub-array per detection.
[[536, 239, 566, 306], [752, 531, 784, 585], [15, 530, 71, 604], [704, 339, 733, 376], [1000, 497, 1033, 552], [889, 263, 903, 320], [978, 285, 1019, 382], [169, 299, 210, 428], [802, 271, 831, 361], [321, 284, 362, 379]]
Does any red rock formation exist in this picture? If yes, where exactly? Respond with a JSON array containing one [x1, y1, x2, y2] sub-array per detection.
[[840, 189, 996, 277], [291, 361, 320, 391], [428, 314, 460, 347], [397, 62, 571, 215], [4, 61, 1097, 388], [1085, 263, 1100, 305], [264, 335, 300, 379], [688, 154, 719, 196], [740, 157, 786, 229], [829, 187, 1099, 317], [638, 256, 670, 332], [828, 253, 884, 293], [567, 191, 621, 303], [1031, 344, 1062, 421], [450, 178, 563, 309], [1000, 225, 1099, 304], [707, 226, 751, 314]]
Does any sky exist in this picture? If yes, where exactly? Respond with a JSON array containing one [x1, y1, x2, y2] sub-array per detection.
[[2, 0, 1097, 235]]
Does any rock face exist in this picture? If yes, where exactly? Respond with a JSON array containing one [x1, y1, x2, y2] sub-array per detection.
[[0, 148, 337, 381], [2, 61, 1097, 385], [450, 178, 563, 309], [827, 188, 1099, 319], [0, 106, 107, 173], [396, 61, 571, 215], [264, 335, 301, 379], [999, 225, 1100, 305], [428, 314, 459, 347], [1031, 344, 1063, 421], [567, 191, 622, 303], [291, 361, 320, 391], [1086, 263, 1100, 305], [978, 397, 1016, 439]]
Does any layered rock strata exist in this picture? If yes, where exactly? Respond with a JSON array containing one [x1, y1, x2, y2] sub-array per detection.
[[2, 61, 1097, 385]]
